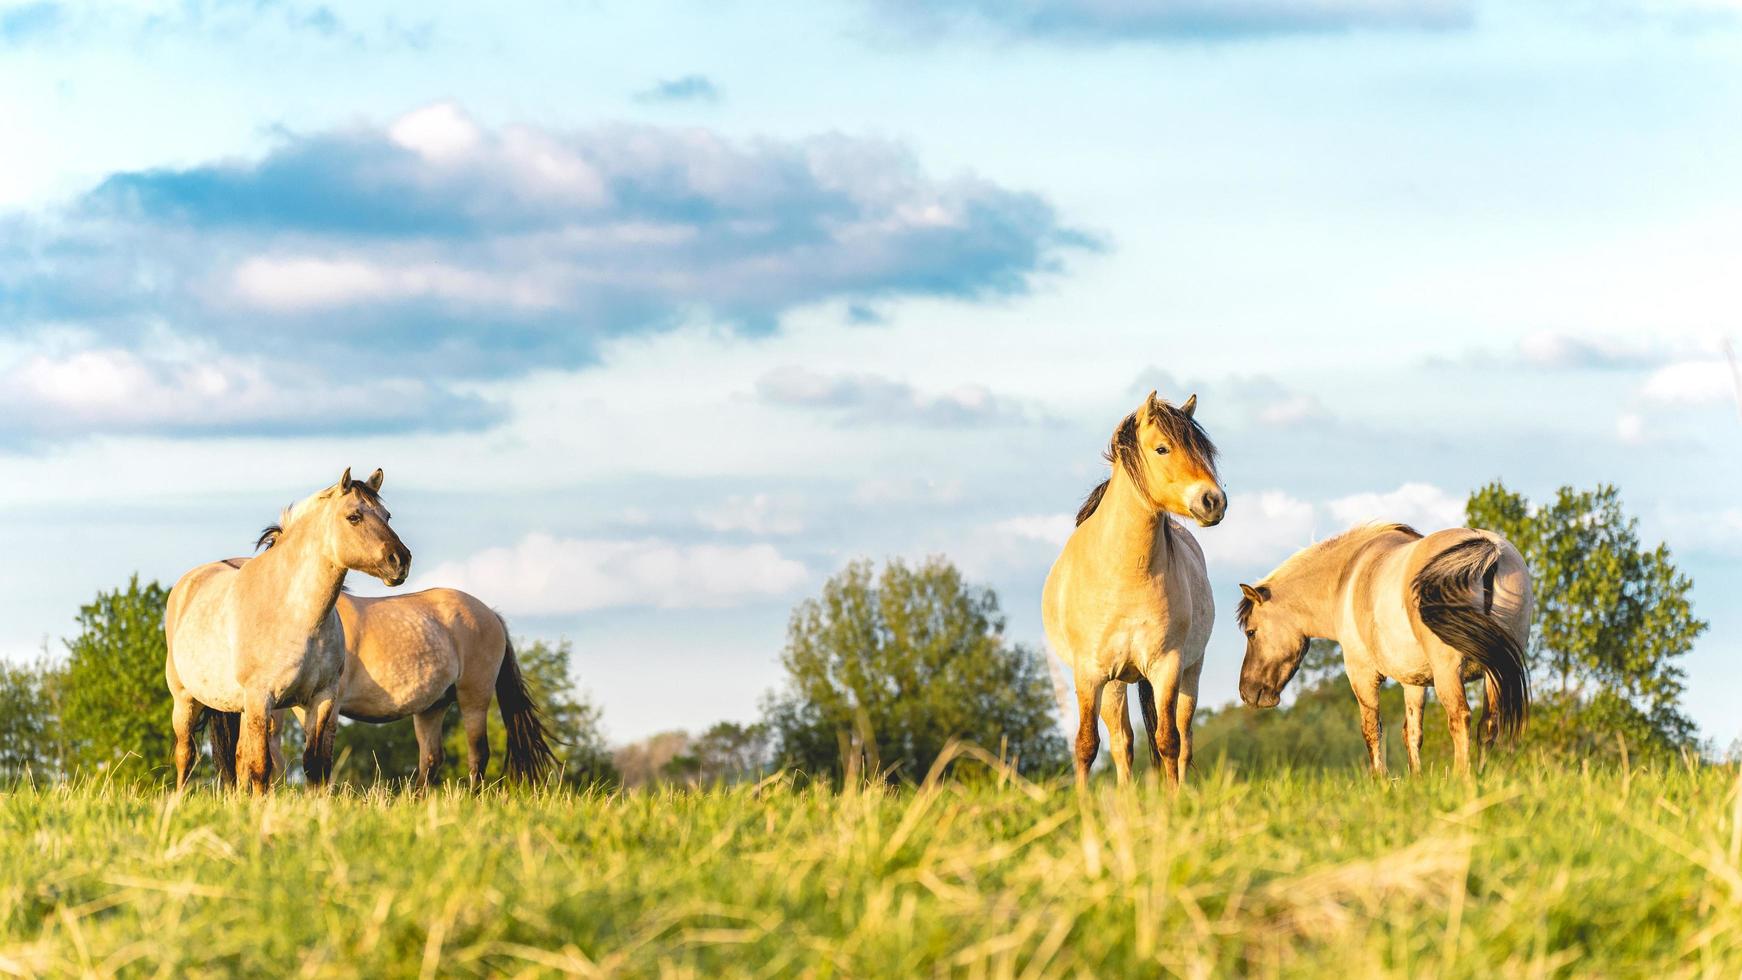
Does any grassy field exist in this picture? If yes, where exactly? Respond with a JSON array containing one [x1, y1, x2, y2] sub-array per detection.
[[3, 756, 1740, 978]]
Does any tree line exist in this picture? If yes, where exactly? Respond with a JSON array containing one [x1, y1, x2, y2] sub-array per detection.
[[0, 481, 1713, 787]]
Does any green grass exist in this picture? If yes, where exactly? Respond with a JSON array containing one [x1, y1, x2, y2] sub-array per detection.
[[3, 757, 1740, 977]]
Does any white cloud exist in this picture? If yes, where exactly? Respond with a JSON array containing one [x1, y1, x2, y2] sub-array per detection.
[[1617, 412, 1647, 444], [757, 365, 1037, 427], [0, 345, 495, 439], [231, 256, 563, 313], [388, 101, 483, 161], [1640, 359, 1736, 406], [695, 494, 806, 535], [853, 476, 964, 505], [1325, 482, 1464, 532], [412, 533, 809, 615], [1257, 393, 1326, 426], [994, 513, 1075, 548], [1195, 490, 1316, 568]]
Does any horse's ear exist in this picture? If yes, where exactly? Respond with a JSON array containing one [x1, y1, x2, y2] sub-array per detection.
[[1240, 583, 1269, 604], [366, 468, 384, 492], [338, 467, 352, 491], [1181, 393, 1198, 418], [1144, 389, 1162, 417]]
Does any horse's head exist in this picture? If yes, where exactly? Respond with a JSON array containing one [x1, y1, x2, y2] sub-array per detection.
[[309, 467, 413, 586], [1235, 583, 1307, 708], [1121, 390, 1226, 527]]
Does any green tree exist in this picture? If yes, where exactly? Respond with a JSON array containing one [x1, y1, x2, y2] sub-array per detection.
[[665, 721, 771, 787], [60, 576, 174, 779], [0, 657, 64, 780], [335, 638, 617, 786], [1466, 482, 1704, 756], [765, 557, 1067, 783]]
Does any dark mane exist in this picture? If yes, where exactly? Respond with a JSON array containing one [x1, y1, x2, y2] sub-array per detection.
[[256, 524, 283, 551], [1075, 481, 1111, 526], [1235, 595, 1254, 631], [1075, 400, 1220, 525], [256, 482, 383, 552]]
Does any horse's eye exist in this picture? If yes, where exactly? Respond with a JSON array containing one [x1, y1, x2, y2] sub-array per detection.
[[347, 513, 363, 525], [1245, 629, 1257, 638], [1154, 445, 1170, 455]]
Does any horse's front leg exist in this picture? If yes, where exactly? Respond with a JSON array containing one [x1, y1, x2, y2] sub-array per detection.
[[267, 709, 289, 781], [1430, 660, 1473, 778], [301, 690, 339, 788], [1348, 670, 1386, 776], [239, 690, 276, 795], [1144, 657, 1183, 789], [1072, 674, 1107, 788], [1097, 682, 1134, 785], [1174, 659, 1203, 785]]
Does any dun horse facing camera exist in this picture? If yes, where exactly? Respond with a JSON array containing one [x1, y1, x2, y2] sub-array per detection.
[[1237, 524, 1533, 777], [163, 467, 412, 794], [1043, 391, 1226, 788]]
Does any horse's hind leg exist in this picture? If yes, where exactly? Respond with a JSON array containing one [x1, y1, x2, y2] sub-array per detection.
[[1402, 683, 1427, 775], [1136, 679, 1161, 768], [1072, 675, 1106, 787], [171, 696, 204, 791], [1430, 655, 1473, 778], [461, 696, 492, 786], [413, 705, 448, 789], [301, 691, 339, 789], [208, 711, 240, 790], [1097, 683, 1135, 785], [1477, 678, 1501, 756]]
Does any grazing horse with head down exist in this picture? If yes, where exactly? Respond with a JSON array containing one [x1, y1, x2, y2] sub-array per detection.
[[1236, 523, 1533, 776], [164, 468, 411, 793], [1043, 391, 1226, 787]]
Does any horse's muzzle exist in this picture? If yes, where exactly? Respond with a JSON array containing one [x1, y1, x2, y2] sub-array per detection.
[[1239, 684, 1280, 709], [1191, 488, 1227, 527], [382, 547, 412, 587]]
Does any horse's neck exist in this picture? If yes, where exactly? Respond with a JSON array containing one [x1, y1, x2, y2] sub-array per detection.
[[239, 528, 347, 635], [1271, 535, 1375, 639], [1088, 470, 1171, 579]]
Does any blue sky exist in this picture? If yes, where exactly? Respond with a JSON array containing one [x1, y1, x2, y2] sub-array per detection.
[[3, 0, 1741, 748]]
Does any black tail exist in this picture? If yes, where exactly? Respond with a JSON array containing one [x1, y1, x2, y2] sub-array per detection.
[[206, 711, 241, 786], [1412, 536, 1530, 743], [496, 634, 559, 782]]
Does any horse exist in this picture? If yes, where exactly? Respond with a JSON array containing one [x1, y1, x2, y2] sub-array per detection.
[[1042, 391, 1227, 787], [1235, 523, 1533, 776], [256, 583, 558, 787], [164, 468, 411, 793]]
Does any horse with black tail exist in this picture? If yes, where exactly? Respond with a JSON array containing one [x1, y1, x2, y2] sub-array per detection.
[[1236, 524, 1532, 776], [253, 528, 559, 787]]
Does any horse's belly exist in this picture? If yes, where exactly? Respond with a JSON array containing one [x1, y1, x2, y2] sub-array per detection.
[[1359, 602, 1432, 684], [341, 643, 461, 720], [174, 646, 246, 712], [169, 614, 247, 712]]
